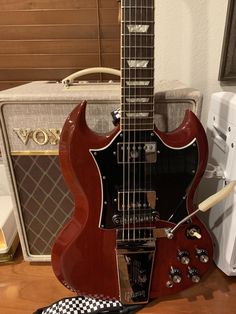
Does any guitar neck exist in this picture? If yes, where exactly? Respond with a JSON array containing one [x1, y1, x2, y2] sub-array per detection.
[[121, 0, 155, 131]]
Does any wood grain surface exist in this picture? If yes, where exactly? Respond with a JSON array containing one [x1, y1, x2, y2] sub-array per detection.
[[0, 247, 236, 314], [0, 0, 120, 91]]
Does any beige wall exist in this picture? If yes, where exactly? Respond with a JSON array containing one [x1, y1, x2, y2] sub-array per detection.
[[155, 0, 236, 126]]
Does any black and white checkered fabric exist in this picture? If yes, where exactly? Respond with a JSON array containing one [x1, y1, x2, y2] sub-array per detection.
[[36, 296, 123, 314]]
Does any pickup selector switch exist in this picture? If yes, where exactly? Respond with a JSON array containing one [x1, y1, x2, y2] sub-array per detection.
[[187, 227, 201, 239], [178, 250, 190, 265], [196, 249, 209, 263], [188, 268, 200, 283], [170, 268, 182, 283]]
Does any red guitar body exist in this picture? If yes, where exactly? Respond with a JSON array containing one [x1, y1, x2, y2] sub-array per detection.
[[51, 101, 213, 303]]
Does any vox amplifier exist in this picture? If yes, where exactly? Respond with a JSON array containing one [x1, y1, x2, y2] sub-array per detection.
[[0, 76, 202, 261]]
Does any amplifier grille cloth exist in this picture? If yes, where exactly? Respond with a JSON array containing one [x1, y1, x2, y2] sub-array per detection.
[[12, 155, 73, 255]]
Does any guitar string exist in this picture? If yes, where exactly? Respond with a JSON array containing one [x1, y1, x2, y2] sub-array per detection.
[[142, 0, 154, 241], [122, 0, 125, 242], [143, 0, 147, 241], [124, 0, 129, 241], [127, 0, 131, 241], [149, 1, 154, 240], [138, 0, 143, 241], [133, 0, 137, 241], [146, 0, 150, 241], [149, 0, 153, 240], [137, 0, 143, 241], [145, 0, 148, 240]]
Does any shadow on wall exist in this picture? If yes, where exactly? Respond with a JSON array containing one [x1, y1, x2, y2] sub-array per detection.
[[181, 1, 236, 125]]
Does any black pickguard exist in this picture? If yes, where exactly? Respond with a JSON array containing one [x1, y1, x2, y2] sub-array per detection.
[[92, 131, 198, 229]]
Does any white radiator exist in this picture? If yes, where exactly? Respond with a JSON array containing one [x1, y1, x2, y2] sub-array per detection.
[[202, 92, 236, 275]]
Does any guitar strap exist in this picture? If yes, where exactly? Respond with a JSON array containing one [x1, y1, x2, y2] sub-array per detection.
[[33, 296, 144, 314]]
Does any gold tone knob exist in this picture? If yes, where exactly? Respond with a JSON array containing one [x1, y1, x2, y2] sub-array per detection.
[[196, 249, 209, 263], [178, 250, 190, 265], [170, 268, 182, 284], [188, 268, 201, 283]]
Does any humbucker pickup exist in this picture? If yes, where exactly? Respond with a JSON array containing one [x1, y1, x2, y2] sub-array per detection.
[[118, 190, 157, 211], [117, 142, 157, 163]]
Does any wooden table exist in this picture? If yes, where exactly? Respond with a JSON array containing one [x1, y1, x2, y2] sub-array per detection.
[[0, 248, 236, 314]]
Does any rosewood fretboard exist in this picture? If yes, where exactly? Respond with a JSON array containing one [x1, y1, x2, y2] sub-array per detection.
[[121, 0, 155, 131]]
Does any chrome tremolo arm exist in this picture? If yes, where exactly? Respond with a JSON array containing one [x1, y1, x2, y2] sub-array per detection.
[[153, 181, 236, 239]]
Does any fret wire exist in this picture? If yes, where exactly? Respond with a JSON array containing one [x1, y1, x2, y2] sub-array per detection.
[[121, 6, 154, 8], [121, 108, 154, 111], [121, 83, 154, 86], [121, 67, 154, 69], [121, 125, 154, 128], [122, 87, 154, 90], [121, 95, 154, 97], [121, 84, 154, 86], [122, 125, 154, 128], [121, 71, 154, 72], [122, 123, 154, 126], [121, 83, 154, 85], [120, 104, 154, 107], [121, 2, 154, 7], [121, 57, 154, 60], [121, 114, 154, 117], [121, 0, 154, 3], [122, 41, 154, 46], [121, 94, 153, 98], [121, 7, 154, 9], [121, 77, 154, 79], [121, 103, 154, 105], [121, 109, 154, 111], [121, 78, 154, 81], [121, 8, 155, 12], [122, 64, 154, 67], [121, 70, 154, 72], [121, 121, 155, 124], [122, 117, 154, 119], [121, 113, 154, 116], [121, 6, 154, 12], [121, 129, 154, 131], [121, 19, 155, 21], [122, 46, 154, 48], [122, 0, 154, 4], [122, 69, 154, 71], [121, 34, 154, 37], [121, 77, 154, 80], [121, 19, 155, 22], [121, 87, 154, 89], [121, 84, 154, 87], [121, 94, 154, 97], [121, 95, 154, 98], [122, 64, 154, 68], [121, 88, 154, 90], [123, 20, 154, 24]]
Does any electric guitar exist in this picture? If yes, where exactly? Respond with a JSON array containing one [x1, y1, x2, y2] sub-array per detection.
[[52, 0, 214, 304]]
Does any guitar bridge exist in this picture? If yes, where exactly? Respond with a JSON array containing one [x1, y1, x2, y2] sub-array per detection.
[[116, 234, 156, 304]]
